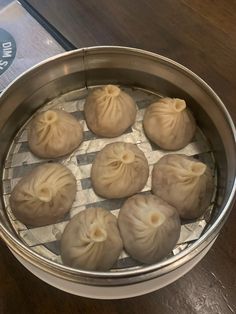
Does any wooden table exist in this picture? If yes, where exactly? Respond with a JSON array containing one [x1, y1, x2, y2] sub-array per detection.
[[1, 1, 236, 313]]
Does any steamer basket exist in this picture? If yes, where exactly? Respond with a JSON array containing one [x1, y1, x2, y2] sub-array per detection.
[[0, 47, 235, 299]]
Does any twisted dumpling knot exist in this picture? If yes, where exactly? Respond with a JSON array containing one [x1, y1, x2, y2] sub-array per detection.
[[36, 183, 54, 202], [188, 161, 207, 176], [147, 210, 166, 228], [43, 110, 58, 124], [171, 98, 186, 112], [117, 149, 135, 164], [103, 84, 121, 97], [88, 223, 108, 242]]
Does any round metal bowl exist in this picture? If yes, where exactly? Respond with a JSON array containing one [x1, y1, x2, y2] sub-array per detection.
[[0, 46, 235, 298]]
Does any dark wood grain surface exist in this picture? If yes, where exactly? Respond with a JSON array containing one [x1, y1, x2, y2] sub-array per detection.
[[1, 1, 236, 313]]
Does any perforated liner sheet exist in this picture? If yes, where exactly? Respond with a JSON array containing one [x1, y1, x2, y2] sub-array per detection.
[[2, 86, 217, 270]]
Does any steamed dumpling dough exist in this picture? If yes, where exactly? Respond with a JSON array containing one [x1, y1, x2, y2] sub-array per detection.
[[10, 163, 76, 226], [152, 154, 214, 219], [91, 142, 149, 199], [61, 207, 123, 271], [84, 85, 137, 137], [143, 98, 196, 150], [28, 109, 83, 158], [118, 194, 181, 264]]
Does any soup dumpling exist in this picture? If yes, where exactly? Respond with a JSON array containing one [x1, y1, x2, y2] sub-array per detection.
[[118, 194, 181, 264], [28, 109, 83, 158], [91, 142, 149, 199], [152, 154, 214, 219], [84, 85, 137, 137], [61, 207, 123, 271], [143, 98, 196, 150], [10, 163, 76, 226]]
